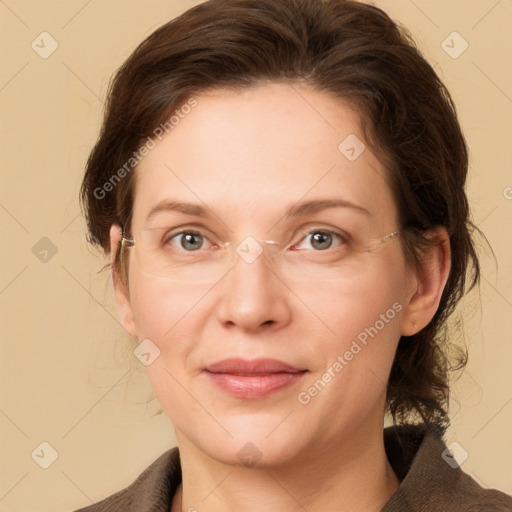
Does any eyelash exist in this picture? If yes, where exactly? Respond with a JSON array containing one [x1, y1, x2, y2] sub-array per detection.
[[162, 227, 350, 253]]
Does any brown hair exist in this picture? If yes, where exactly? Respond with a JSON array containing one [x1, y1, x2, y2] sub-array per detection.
[[81, 0, 480, 429]]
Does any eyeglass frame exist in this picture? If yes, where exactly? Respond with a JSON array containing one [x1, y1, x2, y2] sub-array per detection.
[[119, 228, 402, 258]]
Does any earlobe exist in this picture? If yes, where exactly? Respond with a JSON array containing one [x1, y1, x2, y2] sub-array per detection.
[[109, 223, 138, 338], [400, 227, 451, 337]]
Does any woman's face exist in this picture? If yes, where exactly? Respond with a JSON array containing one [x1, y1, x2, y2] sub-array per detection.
[[115, 83, 418, 466]]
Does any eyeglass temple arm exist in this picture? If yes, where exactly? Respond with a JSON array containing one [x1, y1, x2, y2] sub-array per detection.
[[380, 229, 401, 243], [121, 234, 135, 247]]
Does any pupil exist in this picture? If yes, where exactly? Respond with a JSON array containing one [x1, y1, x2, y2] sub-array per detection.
[[182, 232, 202, 251], [311, 232, 331, 250]]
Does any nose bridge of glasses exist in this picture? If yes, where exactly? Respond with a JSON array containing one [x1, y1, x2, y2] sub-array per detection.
[[230, 235, 281, 266]]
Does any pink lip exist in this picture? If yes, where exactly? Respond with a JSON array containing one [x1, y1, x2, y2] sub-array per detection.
[[204, 358, 307, 399]]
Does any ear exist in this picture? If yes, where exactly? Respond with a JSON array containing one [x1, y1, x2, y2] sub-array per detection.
[[109, 223, 137, 338], [400, 227, 451, 336]]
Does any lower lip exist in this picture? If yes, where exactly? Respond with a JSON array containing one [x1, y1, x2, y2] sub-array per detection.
[[205, 371, 307, 399]]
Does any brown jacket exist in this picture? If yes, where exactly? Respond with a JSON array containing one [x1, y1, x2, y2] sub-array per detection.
[[75, 424, 512, 511]]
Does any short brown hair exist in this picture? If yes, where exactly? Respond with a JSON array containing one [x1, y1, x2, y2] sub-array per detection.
[[81, 0, 480, 429]]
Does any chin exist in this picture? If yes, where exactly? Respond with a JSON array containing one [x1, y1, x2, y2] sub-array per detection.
[[181, 413, 309, 469], [206, 435, 305, 469]]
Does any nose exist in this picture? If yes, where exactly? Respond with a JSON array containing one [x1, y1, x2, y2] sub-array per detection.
[[214, 238, 291, 333]]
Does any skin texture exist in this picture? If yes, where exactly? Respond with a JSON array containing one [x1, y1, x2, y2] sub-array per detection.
[[109, 83, 450, 511]]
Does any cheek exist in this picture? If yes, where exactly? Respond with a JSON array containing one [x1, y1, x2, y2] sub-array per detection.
[[294, 274, 405, 427], [302, 262, 407, 404], [127, 276, 209, 419], [128, 271, 206, 341], [307, 263, 407, 345]]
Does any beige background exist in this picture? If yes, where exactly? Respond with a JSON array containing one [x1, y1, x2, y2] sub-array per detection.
[[0, 0, 511, 510]]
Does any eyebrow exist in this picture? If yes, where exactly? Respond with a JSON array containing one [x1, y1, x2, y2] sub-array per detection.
[[145, 198, 370, 222], [283, 198, 370, 219]]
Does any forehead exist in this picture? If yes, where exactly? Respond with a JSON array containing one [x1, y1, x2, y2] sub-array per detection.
[[131, 83, 398, 231]]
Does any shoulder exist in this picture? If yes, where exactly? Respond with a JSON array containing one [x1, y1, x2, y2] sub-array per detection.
[[73, 447, 181, 512], [383, 424, 512, 511]]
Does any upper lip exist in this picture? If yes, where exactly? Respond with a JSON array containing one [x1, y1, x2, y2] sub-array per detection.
[[205, 358, 306, 374]]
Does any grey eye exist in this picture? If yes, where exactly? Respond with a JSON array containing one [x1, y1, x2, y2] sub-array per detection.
[[309, 231, 334, 250], [169, 231, 210, 251]]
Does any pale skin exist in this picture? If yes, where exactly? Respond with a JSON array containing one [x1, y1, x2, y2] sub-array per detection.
[[109, 83, 451, 512]]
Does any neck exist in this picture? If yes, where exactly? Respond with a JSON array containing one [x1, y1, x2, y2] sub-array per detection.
[[172, 420, 399, 512]]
